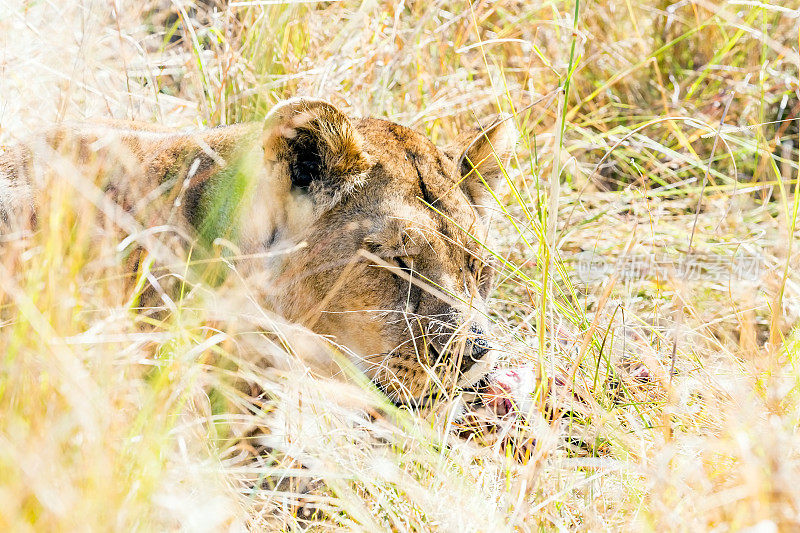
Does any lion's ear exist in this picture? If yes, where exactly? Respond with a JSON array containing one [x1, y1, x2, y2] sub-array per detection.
[[263, 98, 373, 208], [447, 114, 517, 215]]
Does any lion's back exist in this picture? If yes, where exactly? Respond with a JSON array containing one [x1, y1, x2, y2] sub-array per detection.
[[0, 121, 261, 236]]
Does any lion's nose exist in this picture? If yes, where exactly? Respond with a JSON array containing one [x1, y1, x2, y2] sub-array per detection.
[[470, 335, 491, 359], [466, 324, 491, 361]]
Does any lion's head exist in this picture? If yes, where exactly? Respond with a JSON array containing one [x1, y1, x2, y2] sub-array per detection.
[[244, 99, 517, 405]]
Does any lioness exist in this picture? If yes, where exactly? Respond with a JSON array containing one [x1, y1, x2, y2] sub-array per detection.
[[0, 98, 527, 408]]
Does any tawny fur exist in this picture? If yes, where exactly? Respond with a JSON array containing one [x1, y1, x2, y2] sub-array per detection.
[[0, 98, 517, 404]]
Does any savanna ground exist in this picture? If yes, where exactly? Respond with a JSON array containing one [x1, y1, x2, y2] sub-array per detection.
[[1, 0, 799, 531]]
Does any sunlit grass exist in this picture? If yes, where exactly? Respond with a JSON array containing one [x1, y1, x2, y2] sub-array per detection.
[[1, 0, 799, 530]]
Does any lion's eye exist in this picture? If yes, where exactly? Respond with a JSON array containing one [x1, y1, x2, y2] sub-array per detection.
[[393, 256, 414, 275]]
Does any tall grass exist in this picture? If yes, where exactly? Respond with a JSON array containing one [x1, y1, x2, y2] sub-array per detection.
[[1, 0, 799, 530]]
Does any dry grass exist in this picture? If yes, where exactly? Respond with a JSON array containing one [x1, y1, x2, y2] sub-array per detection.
[[1, 0, 799, 531]]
